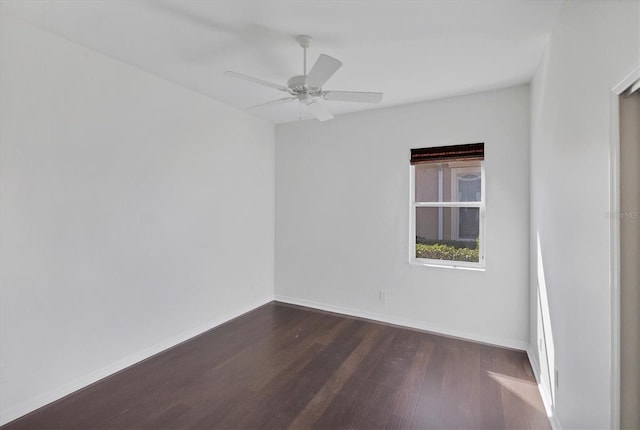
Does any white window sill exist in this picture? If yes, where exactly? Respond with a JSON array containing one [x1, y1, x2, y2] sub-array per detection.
[[409, 259, 485, 271]]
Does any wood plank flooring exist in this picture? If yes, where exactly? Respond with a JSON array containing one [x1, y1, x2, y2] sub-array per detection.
[[3, 302, 551, 429]]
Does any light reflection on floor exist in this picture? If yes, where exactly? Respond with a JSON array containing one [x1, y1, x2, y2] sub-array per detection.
[[487, 370, 546, 415]]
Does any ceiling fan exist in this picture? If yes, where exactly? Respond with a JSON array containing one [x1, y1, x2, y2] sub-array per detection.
[[224, 35, 383, 122]]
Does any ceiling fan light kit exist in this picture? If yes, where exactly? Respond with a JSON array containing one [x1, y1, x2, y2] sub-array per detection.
[[224, 34, 383, 122]]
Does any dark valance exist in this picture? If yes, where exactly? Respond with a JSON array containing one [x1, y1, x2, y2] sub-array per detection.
[[410, 143, 484, 165]]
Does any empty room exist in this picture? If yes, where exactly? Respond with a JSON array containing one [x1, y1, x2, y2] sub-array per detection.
[[1, 1, 638, 429]]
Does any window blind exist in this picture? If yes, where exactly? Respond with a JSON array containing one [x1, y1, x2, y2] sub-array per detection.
[[410, 143, 484, 165]]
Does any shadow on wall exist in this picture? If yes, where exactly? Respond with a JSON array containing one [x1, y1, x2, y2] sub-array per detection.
[[536, 231, 556, 418]]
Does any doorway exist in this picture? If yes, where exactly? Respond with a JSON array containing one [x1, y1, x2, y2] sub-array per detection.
[[618, 85, 639, 430]]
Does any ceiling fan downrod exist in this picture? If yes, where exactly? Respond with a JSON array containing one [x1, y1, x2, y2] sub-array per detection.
[[295, 35, 312, 77]]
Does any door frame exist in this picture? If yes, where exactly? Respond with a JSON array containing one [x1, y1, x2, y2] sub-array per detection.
[[609, 64, 639, 430]]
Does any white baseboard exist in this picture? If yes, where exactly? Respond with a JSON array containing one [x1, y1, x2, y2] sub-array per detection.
[[274, 294, 528, 351], [526, 345, 562, 430], [0, 296, 273, 426]]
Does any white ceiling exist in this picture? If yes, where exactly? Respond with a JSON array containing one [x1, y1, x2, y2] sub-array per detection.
[[1, 0, 563, 124]]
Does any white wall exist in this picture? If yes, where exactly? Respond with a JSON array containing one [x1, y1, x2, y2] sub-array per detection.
[[275, 85, 531, 349], [529, 1, 639, 428], [0, 15, 274, 424]]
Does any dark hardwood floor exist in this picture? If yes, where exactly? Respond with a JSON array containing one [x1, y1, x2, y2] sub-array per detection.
[[3, 302, 551, 429]]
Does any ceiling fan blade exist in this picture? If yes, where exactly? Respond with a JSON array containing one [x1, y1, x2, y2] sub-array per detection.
[[323, 91, 383, 103], [247, 97, 295, 110], [224, 71, 289, 92], [306, 54, 343, 88], [306, 102, 334, 122]]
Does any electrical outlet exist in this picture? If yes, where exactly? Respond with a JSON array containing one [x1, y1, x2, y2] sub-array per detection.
[[379, 290, 387, 303]]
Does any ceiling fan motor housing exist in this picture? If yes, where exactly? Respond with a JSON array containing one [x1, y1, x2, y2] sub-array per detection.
[[287, 75, 322, 99], [287, 75, 308, 92]]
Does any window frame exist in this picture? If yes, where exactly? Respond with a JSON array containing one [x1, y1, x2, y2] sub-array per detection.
[[409, 160, 486, 270]]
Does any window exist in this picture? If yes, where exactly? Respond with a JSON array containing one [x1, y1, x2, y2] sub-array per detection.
[[409, 143, 485, 268]]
